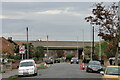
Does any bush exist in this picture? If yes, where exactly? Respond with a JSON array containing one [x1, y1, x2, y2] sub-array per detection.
[[8, 59, 15, 63], [66, 54, 73, 61]]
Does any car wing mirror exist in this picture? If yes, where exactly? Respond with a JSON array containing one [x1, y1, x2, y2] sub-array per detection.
[[100, 71, 104, 75]]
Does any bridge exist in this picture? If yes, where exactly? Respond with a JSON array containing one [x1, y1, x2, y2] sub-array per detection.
[[30, 40, 98, 59]]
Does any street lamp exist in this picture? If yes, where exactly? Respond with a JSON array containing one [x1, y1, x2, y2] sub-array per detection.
[[26, 27, 29, 59], [47, 35, 49, 58]]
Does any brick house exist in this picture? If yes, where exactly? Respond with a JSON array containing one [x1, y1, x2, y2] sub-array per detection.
[[0, 37, 15, 56]]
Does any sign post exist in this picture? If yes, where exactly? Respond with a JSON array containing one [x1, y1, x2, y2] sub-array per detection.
[[19, 46, 25, 60]]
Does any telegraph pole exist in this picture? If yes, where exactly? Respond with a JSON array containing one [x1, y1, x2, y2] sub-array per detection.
[[47, 35, 49, 58], [26, 27, 29, 59], [82, 29, 85, 60], [90, 24, 94, 61], [76, 36, 79, 59], [99, 28, 101, 61], [92, 26, 94, 56]]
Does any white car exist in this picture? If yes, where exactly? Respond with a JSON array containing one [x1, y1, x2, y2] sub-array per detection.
[[18, 59, 38, 76]]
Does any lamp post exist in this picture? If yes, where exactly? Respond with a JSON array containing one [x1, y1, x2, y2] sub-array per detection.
[[76, 36, 78, 59], [26, 27, 29, 59], [47, 35, 49, 58], [82, 29, 85, 61]]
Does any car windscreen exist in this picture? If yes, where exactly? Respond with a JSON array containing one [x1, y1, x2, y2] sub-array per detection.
[[72, 58, 78, 60], [46, 59, 52, 61], [20, 62, 34, 67], [106, 67, 120, 75], [89, 61, 101, 65]]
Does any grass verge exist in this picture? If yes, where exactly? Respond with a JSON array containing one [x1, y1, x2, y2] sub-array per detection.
[[9, 75, 18, 79], [37, 66, 47, 69]]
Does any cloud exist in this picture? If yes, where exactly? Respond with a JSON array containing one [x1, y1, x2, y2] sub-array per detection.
[[35, 7, 82, 16], [2, 2, 101, 41], [36, 10, 62, 15], [0, 15, 8, 19]]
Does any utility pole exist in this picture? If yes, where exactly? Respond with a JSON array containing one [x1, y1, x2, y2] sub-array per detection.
[[82, 29, 85, 61], [92, 25, 94, 60], [26, 27, 29, 59], [47, 35, 49, 58], [99, 28, 101, 61], [77, 36, 79, 59]]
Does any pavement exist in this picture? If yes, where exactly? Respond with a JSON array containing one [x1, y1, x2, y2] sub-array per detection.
[[1, 69, 18, 78]]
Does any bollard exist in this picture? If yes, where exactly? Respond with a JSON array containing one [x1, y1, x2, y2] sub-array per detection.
[[44, 62, 47, 67]]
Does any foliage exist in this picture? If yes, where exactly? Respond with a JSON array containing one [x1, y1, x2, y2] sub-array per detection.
[[94, 41, 107, 59], [37, 66, 47, 69], [56, 50, 64, 58], [13, 54, 21, 60], [34, 46, 44, 59], [9, 75, 18, 79], [85, 46, 91, 48], [85, 3, 119, 41], [84, 46, 91, 59], [66, 54, 73, 60], [8, 59, 15, 63], [22, 43, 36, 59], [85, 2, 120, 61]]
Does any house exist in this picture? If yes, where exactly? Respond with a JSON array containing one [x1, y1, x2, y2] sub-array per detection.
[[0, 37, 15, 55]]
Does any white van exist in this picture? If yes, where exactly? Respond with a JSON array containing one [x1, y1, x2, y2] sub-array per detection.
[[18, 59, 38, 76]]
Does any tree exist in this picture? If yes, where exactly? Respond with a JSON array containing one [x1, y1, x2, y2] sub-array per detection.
[[66, 54, 73, 61], [34, 46, 44, 59], [85, 3, 120, 65], [56, 50, 64, 58], [22, 43, 35, 59], [28, 43, 34, 58], [84, 46, 91, 59], [94, 41, 107, 59]]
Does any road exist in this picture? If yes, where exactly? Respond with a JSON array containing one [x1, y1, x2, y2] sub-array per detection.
[[23, 62, 102, 78]]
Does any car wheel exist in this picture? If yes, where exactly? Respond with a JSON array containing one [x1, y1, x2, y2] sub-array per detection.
[[35, 72, 37, 76], [86, 69, 89, 72], [18, 75, 22, 77]]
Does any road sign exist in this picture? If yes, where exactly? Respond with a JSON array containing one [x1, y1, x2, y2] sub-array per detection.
[[19, 46, 25, 54]]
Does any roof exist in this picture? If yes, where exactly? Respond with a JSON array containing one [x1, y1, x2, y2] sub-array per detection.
[[14, 41, 26, 45], [20, 59, 35, 63], [0, 37, 15, 54]]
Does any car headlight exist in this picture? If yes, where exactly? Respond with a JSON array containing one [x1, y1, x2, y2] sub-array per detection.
[[29, 68, 34, 70], [71, 60, 73, 62], [19, 69, 23, 71]]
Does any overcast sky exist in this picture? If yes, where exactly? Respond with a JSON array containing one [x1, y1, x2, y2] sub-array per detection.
[[1, 2, 116, 41]]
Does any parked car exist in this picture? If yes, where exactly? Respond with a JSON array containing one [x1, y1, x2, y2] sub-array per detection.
[[71, 57, 79, 64], [45, 59, 53, 64], [100, 66, 120, 79], [18, 59, 38, 76], [54, 58, 60, 63], [86, 61, 102, 73]]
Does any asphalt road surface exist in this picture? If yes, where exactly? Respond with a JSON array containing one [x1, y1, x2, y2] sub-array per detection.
[[23, 62, 102, 78]]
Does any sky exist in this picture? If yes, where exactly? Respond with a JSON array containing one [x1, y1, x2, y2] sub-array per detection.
[[1, 2, 118, 41]]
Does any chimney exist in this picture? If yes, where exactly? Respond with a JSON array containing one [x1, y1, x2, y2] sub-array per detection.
[[8, 37, 12, 41]]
